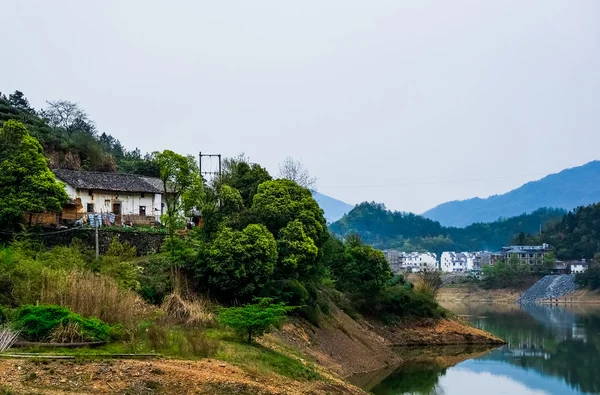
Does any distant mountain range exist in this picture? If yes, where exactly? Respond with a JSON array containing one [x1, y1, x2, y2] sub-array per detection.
[[312, 191, 354, 223], [422, 161, 600, 227]]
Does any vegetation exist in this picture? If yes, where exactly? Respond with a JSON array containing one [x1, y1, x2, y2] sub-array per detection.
[[480, 253, 556, 289], [14, 305, 111, 342], [0, 120, 69, 230], [516, 203, 600, 260], [575, 254, 600, 290], [217, 298, 295, 343], [330, 202, 565, 256]]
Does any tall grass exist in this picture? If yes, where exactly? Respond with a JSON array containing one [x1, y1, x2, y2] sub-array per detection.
[[0, 326, 20, 352], [41, 270, 150, 327], [161, 293, 215, 326]]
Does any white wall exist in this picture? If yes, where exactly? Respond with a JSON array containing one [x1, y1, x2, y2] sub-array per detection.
[[570, 264, 587, 274], [64, 187, 161, 220]]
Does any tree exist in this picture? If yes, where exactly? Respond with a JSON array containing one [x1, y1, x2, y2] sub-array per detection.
[[8, 91, 35, 114], [203, 224, 278, 300], [40, 100, 91, 132], [0, 120, 69, 229], [251, 179, 328, 247], [154, 150, 204, 285], [415, 270, 443, 299], [278, 157, 317, 190], [219, 154, 272, 207], [276, 219, 318, 278], [217, 298, 295, 343]]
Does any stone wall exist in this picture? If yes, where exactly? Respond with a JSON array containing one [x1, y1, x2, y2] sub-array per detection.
[[0, 229, 166, 256]]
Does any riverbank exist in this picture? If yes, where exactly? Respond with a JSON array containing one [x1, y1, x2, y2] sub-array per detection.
[[0, 302, 502, 394], [437, 284, 600, 304]]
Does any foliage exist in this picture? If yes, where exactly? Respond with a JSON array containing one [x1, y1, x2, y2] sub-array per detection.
[[575, 255, 600, 290], [14, 305, 111, 342], [373, 285, 445, 322], [0, 91, 158, 174], [276, 220, 318, 279], [99, 238, 140, 290], [0, 120, 69, 229], [138, 256, 172, 305], [252, 179, 328, 247], [200, 224, 277, 300], [216, 298, 295, 343], [330, 202, 566, 256], [219, 154, 272, 208], [481, 258, 538, 289]]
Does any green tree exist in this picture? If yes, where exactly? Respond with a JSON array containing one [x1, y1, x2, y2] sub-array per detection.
[[219, 155, 272, 207], [0, 120, 69, 229], [203, 224, 278, 300], [217, 298, 295, 343], [251, 179, 328, 247], [276, 219, 318, 278]]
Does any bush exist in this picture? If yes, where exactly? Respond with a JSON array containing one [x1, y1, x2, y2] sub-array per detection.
[[373, 286, 445, 322], [138, 256, 172, 305], [0, 306, 11, 325], [14, 305, 111, 342]]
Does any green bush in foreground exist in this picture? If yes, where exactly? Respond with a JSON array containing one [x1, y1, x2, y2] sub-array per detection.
[[217, 298, 295, 343], [14, 305, 111, 342], [373, 285, 445, 322]]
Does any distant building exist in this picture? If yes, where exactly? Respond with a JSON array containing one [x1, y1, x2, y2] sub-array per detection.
[[568, 260, 589, 274], [498, 244, 552, 265], [383, 250, 437, 273], [441, 252, 469, 273]]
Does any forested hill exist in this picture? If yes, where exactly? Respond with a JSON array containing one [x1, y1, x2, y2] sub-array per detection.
[[515, 203, 600, 260], [329, 202, 566, 256], [0, 90, 157, 176], [422, 160, 600, 227], [311, 192, 353, 223]]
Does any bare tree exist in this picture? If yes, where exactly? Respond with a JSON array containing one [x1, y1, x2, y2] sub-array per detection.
[[278, 157, 317, 190], [40, 100, 95, 135], [415, 270, 443, 299]]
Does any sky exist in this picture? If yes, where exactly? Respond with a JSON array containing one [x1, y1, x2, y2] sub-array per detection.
[[1, 1, 599, 213]]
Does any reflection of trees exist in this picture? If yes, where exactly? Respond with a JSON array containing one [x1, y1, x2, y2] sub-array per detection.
[[467, 304, 600, 394], [370, 362, 446, 395]]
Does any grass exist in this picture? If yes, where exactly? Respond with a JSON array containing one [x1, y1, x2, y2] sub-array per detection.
[[11, 323, 321, 382]]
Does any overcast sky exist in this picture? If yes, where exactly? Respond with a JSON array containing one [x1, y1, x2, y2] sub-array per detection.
[[2, 1, 599, 213]]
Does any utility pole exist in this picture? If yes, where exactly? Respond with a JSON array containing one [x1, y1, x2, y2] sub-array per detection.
[[95, 213, 99, 259], [199, 152, 222, 183]]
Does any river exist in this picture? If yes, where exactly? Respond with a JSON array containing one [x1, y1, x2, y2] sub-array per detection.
[[363, 303, 600, 395]]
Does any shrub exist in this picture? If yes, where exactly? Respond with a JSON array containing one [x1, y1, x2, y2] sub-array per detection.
[[14, 305, 110, 342], [100, 238, 140, 290], [138, 256, 172, 305], [373, 286, 445, 322], [0, 306, 11, 325], [41, 270, 149, 327], [217, 298, 295, 343]]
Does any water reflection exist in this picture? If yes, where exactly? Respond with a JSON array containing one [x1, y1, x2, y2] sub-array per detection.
[[369, 303, 600, 395]]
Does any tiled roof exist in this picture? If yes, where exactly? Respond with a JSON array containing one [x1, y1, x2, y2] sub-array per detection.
[[54, 169, 164, 194]]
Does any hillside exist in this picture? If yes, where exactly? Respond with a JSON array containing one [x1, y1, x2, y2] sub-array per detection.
[[330, 202, 565, 256], [423, 161, 600, 227], [312, 191, 354, 223]]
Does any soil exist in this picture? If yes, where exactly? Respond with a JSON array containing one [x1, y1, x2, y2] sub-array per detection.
[[437, 284, 600, 304], [0, 358, 363, 395]]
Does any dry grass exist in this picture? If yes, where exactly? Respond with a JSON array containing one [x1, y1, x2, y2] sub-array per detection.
[[0, 326, 20, 352], [49, 322, 85, 343], [41, 270, 151, 327], [161, 293, 215, 326]]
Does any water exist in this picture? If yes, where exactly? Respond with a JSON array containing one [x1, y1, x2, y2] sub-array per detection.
[[364, 303, 600, 395]]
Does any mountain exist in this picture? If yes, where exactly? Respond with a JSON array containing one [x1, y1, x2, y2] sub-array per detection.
[[423, 161, 600, 227], [329, 201, 566, 257], [312, 191, 354, 223]]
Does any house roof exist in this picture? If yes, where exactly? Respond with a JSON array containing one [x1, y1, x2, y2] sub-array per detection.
[[53, 169, 164, 194]]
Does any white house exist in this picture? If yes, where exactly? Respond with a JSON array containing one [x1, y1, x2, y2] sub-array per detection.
[[383, 250, 437, 273], [53, 169, 165, 225], [441, 252, 469, 273], [569, 260, 589, 274]]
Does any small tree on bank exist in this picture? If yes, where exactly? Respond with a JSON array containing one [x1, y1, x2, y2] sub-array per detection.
[[216, 298, 295, 343]]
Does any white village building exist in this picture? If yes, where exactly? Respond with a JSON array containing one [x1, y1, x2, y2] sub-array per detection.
[[383, 250, 437, 273], [53, 169, 165, 225]]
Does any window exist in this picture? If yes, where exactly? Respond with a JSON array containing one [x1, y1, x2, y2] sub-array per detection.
[[104, 199, 111, 207], [139, 206, 146, 216], [141, 192, 146, 198], [86, 203, 94, 213]]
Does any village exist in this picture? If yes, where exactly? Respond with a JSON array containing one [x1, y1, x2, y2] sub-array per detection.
[[383, 244, 590, 275]]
